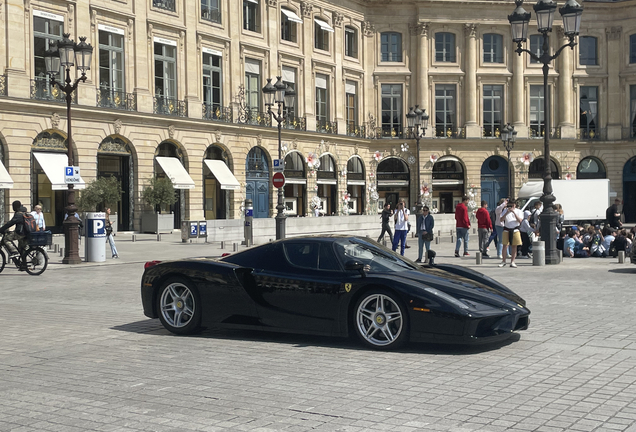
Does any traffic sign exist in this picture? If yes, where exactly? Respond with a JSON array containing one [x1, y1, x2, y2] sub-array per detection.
[[273, 158, 285, 172], [64, 166, 81, 184], [273, 172, 286, 188]]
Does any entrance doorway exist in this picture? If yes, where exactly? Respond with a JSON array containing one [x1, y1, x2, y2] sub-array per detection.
[[245, 147, 270, 218], [98, 136, 133, 230], [480, 156, 508, 210], [377, 157, 409, 212]]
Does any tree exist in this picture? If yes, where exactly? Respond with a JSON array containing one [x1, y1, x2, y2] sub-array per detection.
[[77, 176, 123, 212], [142, 177, 177, 213]]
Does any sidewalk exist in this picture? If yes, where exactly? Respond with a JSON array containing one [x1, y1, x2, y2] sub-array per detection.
[[43, 230, 634, 271]]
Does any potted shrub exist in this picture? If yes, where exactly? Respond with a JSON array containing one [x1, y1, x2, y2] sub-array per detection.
[[141, 177, 177, 234], [77, 176, 123, 233]]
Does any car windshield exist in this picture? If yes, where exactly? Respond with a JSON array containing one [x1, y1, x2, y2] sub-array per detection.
[[333, 238, 418, 273]]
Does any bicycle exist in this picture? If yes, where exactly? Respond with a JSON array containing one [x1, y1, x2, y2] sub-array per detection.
[[0, 232, 50, 275]]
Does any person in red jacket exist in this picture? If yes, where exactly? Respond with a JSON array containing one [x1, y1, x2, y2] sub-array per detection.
[[476, 200, 493, 258], [454, 196, 471, 257]]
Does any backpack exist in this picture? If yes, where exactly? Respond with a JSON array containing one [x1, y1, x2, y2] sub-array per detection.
[[23, 212, 38, 235]]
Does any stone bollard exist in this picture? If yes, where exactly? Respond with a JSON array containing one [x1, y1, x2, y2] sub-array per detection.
[[156, 234, 161, 241], [131, 234, 136, 242], [532, 241, 545, 266], [246, 239, 252, 248], [476, 252, 482, 264], [54, 244, 59, 253], [558, 249, 563, 263], [618, 251, 626, 264], [233, 242, 239, 252], [59, 247, 64, 257]]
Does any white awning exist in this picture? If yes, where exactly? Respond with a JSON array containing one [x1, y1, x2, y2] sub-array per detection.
[[245, 0, 258, 3], [285, 178, 307, 185], [314, 18, 335, 32], [204, 159, 240, 190], [378, 180, 409, 187], [282, 8, 303, 24], [432, 179, 464, 186], [0, 160, 14, 189], [316, 179, 337, 185], [436, 155, 460, 163], [155, 157, 195, 189], [33, 152, 86, 190], [347, 180, 366, 186]]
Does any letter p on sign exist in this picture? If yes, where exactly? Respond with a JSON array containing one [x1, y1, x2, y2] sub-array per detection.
[[94, 220, 104, 233]]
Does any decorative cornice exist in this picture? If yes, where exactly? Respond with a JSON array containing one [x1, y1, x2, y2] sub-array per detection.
[[333, 12, 344, 27], [417, 22, 429, 37], [464, 23, 478, 38]]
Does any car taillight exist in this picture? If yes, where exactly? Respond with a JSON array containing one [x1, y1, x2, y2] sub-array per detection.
[[144, 260, 162, 269], [221, 253, 231, 257]]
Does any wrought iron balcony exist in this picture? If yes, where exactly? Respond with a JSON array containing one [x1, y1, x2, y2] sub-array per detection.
[[153, 0, 175, 12], [153, 96, 187, 117], [97, 88, 137, 111], [282, 115, 306, 131], [203, 104, 232, 123], [201, 4, 221, 24], [240, 108, 271, 127], [0, 74, 6, 96], [31, 78, 74, 103], [622, 127, 636, 140], [434, 126, 465, 139], [316, 119, 338, 134], [577, 128, 605, 141], [529, 126, 561, 139], [346, 123, 366, 138], [482, 125, 503, 138]]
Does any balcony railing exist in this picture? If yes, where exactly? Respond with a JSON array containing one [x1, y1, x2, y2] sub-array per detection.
[[153, 96, 187, 117], [201, 4, 221, 24], [577, 128, 605, 141], [529, 126, 560, 139], [203, 104, 232, 123], [153, 0, 175, 12], [241, 108, 271, 127], [0, 74, 6, 96], [622, 127, 636, 140], [283, 115, 306, 131], [97, 88, 137, 111], [482, 125, 503, 138], [381, 53, 403, 62], [434, 125, 465, 138], [346, 123, 366, 138], [31, 79, 74, 103], [316, 119, 338, 134]]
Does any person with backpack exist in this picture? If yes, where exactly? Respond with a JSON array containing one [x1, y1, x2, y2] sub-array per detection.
[[0, 200, 29, 259]]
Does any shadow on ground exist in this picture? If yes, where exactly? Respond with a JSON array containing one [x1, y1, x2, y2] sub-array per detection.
[[112, 319, 522, 355]]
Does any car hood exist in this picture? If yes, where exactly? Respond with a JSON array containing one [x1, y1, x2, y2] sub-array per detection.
[[386, 264, 526, 308]]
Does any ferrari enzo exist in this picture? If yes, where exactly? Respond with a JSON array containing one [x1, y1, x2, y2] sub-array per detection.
[[141, 235, 530, 350]]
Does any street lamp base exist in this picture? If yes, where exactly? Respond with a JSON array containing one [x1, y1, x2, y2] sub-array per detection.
[[62, 217, 82, 264], [539, 210, 560, 265]]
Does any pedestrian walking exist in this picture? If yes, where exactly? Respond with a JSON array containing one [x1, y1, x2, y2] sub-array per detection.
[[105, 208, 119, 259], [498, 200, 524, 268], [392, 200, 409, 256], [377, 203, 393, 244], [416, 205, 435, 263], [494, 198, 507, 259], [454, 196, 470, 257], [476, 200, 492, 258], [31, 204, 46, 231]]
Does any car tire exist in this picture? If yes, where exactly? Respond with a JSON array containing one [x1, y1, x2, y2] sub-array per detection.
[[156, 277, 202, 335], [353, 289, 409, 350]]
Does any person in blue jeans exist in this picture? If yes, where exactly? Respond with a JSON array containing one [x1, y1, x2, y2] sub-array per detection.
[[416, 206, 435, 262], [392, 200, 410, 256], [454, 196, 471, 257], [105, 208, 119, 259]]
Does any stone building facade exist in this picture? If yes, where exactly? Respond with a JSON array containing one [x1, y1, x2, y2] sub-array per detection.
[[0, 0, 635, 230]]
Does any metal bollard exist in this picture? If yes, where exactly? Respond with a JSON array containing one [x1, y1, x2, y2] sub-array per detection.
[[156, 234, 161, 241], [54, 244, 59, 253], [558, 249, 563, 263], [132, 234, 137, 242], [618, 251, 626, 264], [382, 239, 387, 247], [473, 228, 476, 235], [476, 252, 482, 265], [435, 237, 439, 244], [59, 247, 64, 257], [532, 241, 545, 266], [451, 235, 454, 243], [233, 242, 239, 252], [438, 230, 441, 237], [246, 239, 252, 247], [221, 241, 225, 249]]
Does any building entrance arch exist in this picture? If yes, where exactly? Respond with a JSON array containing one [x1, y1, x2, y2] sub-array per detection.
[[98, 136, 134, 230], [245, 147, 270, 218], [377, 157, 409, 211], [480, 156, 508, 210]]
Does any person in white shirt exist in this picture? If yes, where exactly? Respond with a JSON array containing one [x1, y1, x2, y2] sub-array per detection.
[[498, 200, 524, 268], [31, 204, 46, 231], [392, 199, 410, 256]]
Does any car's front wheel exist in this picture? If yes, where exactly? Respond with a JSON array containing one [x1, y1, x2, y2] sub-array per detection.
[[156, 278, 202, 335], [353, 289, 408, 350]]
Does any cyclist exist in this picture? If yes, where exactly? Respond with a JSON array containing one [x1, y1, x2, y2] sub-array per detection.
[[0, 200, 28, 262]]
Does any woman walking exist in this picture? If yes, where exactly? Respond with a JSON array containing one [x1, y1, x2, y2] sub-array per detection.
[[105, 208, 119, 259]]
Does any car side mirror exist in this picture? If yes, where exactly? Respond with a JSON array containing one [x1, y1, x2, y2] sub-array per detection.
[[345, 260, 366, 277]]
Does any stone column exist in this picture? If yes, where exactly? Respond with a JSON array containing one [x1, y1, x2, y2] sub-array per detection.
[[606, 26, 622, 140], [300, 1, 315, 130], [333, 12, 345, 133], [464, 24, 480, 138], [228, 0, 242, 121], [512, 44, 527, 137], [417, 23, 430, 115], [557, 27, 575, 138], [133, 0, 152, 113], [362, 20, 376, 135], [185, 17, 202, 119], [5, 0, 30, 98]]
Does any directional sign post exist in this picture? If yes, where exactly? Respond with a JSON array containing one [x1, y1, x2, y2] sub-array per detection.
[[64, 166, 81, 184], [272, 172, 286, 189]]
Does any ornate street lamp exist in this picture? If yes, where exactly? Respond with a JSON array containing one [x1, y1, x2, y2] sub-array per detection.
[[508, 0, 582, 265], [263, 76, 296, 240], [406, 104, 429, 207], [45, 33, 93, 265], [500, 123, 517, 200]]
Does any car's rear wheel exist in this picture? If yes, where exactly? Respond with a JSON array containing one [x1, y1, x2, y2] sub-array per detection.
[[157, 277, 202, 335], [353, 289, 408, 350]]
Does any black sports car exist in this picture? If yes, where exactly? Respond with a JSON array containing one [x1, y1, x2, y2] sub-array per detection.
[[141, 235, 530, 350]]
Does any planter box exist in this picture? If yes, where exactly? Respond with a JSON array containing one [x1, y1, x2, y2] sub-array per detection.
[[141, 212, 174, 234]]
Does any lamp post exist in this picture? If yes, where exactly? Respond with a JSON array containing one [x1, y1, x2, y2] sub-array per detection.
[[500, 123, 517, 200], [263, 76, 296, 240], [508, 0, 582, 264], [45, 33, 93, 264], [406, 105, 429, 208]]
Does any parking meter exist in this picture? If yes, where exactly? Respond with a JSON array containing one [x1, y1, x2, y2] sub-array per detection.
[[244, 199, 253, 246]]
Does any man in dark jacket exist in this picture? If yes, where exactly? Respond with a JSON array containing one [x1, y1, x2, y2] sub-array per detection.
[[0, 200, 27, 257], [377, 203, 393, 243]]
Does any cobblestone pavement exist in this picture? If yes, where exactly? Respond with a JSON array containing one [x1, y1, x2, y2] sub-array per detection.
[[1, 233, 635, 431]]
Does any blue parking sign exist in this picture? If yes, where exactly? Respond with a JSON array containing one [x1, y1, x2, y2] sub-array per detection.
[[190, 222, 198, 237], [65, 166, 73, 176]]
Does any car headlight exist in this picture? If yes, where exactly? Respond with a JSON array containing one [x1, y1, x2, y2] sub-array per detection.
[[424, 287, 469, 310]]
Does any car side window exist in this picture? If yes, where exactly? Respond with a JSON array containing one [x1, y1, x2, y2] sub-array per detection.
[[283, 243, 319, 269], [318, 244, 341, 271]]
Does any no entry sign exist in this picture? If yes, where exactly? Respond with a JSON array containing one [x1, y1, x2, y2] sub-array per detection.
[[273, 172, 286, 188]]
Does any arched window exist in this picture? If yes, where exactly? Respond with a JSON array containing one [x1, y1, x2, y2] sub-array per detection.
[[528, 157, 560, 179], [318, 154, 336, 173], [285, 151, 305, 172], [577, 156, 606, 179], [347, 156, 364, 175], [378, 157, 408, 173]]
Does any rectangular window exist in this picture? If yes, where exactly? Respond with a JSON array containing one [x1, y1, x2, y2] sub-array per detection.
[[630, 85, 636, 138], [243, 0, 260, 33], [381, 32, 402, 62], [579, 36, 598, 66], [314, 19, 333, 51], [203, 52, 222, 109], [34, 15, 64, 80], [483, 85, 503, 137], [435, 84, 456, 137], [345, 27, 358, 58], [99, 30, 125, 92], [153, 0, 175, 12], [435, 32, 456, 62], [529, 35, 543, 64], [580, 86, 598, 135], [201, 0, 221, 24], [631, 34, 636, 64], [315, 74, 329, 123], [483, 34, 503, 63], [281, 8, 301, 43], [529, 85, 545, 137], [381, 84, 402, 138], [345, 80, 357, 134], [245, 59, 261, 110], [154, 42, 177, 99]]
